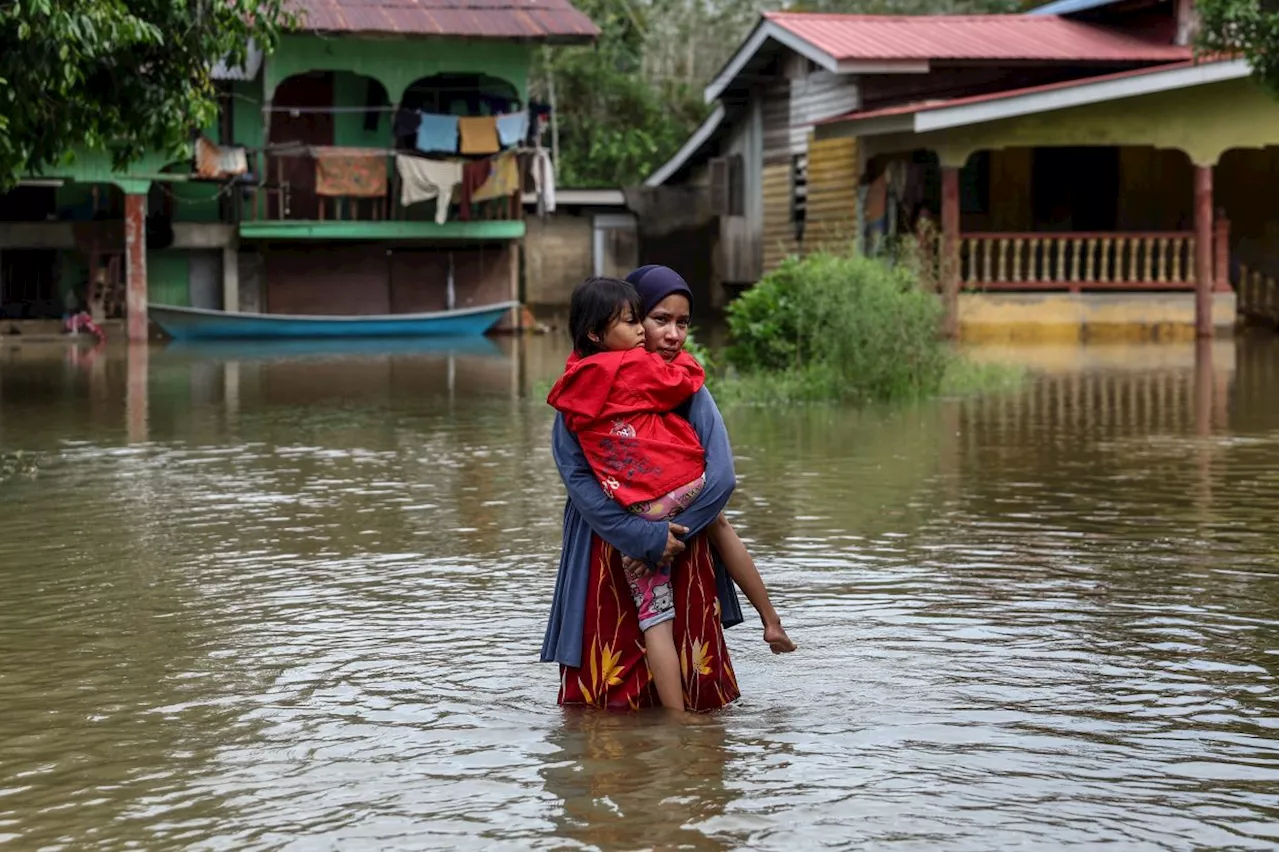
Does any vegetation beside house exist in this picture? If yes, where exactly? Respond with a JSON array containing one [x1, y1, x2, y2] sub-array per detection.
[[690, 245, 1024, 405]]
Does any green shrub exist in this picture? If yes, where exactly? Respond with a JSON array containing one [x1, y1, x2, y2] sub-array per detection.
[[723, 248, 949, 404]]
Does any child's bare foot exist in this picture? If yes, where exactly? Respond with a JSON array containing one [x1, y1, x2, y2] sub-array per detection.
[[763, 621, 796, 654]]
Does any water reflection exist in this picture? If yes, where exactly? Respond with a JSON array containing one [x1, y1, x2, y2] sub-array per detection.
[[543, 711, 733, 851], [0, 334, 1275, 850]]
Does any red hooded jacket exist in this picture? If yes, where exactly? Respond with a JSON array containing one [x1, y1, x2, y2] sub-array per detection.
[[547, 348, 706, 506]]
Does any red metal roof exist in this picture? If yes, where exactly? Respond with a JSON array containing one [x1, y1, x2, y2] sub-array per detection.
[[290, 0, 599, 41], [818, 58, 1225, 125], [764, 11, 1190, 62]]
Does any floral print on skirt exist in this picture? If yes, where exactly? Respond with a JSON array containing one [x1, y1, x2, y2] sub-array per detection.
[[558, 533, 740, 713]]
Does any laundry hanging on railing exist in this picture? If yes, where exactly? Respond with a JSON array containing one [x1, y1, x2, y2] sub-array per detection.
[[395, 108, 534, 155], [495, 113, 529, 149], [313, 147, 388, 197], [861, 174, 888, 250], [458, 159, 491, 221], [530, 148, 556, 214], [194, 137, 248, 179], [396, 155, 462, 225], [416, 114, 460, 154], [473, 152, 520, 204], [458, 116, 500, 155]]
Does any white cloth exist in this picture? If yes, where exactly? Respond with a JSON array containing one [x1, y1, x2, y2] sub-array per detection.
[[531, 148, 556, 215], [396, 155, 463, 224]]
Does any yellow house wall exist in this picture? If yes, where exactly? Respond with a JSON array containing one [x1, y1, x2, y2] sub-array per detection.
[[853, 77, 1277, 167], [804, 136, 859, 253], [761, 163, 800, 274], [957, 291, 1238, 342]]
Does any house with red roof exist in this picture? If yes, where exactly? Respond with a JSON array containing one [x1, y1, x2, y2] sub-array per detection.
[[646, 0, 1277, 340], [0, 0, 597, 339]]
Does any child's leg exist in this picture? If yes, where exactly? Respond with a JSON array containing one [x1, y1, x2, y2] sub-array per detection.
[[643, 620, 684, 712], [707, 513, 796, 654], [628, 564, 686, 712]]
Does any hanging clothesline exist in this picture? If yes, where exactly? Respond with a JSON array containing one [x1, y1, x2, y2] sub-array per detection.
[[260, 100, 539, 114], [251, 143, 543, 158]]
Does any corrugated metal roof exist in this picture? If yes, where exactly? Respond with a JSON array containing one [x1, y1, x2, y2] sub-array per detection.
[[763, 11, 1188, 62], [290, 0, 599, 41], [818, 58, 1240, 126], [1026, 0, 1126, 16]]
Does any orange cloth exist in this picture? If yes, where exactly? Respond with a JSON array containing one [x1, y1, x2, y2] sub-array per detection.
[[457, 116, 500, 155], [312, 147, 388, 197]]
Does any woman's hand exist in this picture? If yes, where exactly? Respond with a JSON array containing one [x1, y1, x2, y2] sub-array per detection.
[[621, 523, 688, 576], [661, 523, 688, 564]]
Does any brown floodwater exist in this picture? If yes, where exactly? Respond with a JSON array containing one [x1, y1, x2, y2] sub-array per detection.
[[0, 334, 1275, 850]]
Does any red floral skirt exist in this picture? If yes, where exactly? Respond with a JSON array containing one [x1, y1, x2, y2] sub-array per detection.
[[558, 533, 740, 712]]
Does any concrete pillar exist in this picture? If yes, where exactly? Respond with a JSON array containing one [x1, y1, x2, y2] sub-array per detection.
[[940, 165, 961, 338], [222, 244, 240, 312], [126, 342, 149, 444], [1193, 165, 1213, 338], [124, 193, 148, 342]]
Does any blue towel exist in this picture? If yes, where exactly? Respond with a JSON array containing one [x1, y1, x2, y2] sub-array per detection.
[[415, 113, 458, 153], [496, 112, 529, 148]]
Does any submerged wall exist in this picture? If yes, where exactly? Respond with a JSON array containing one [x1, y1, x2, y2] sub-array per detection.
[[958, 291, 1239, 342]]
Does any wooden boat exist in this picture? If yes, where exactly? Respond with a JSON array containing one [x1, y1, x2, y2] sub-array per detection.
[[149, 301, 518, 341], [162, 336, 504, 360]]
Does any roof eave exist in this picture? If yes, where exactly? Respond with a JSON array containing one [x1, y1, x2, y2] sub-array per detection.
[[915, 57, 1250, 131], [294, 28, 599, 43], [1026, 0, 1124, 16], [819, 57, 1251, 138], [818, 112, 914, 139], [703, 18, 843, 105], [644, 104, 727, 187]]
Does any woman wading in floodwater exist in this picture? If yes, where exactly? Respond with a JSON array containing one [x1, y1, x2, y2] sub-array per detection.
[[542, 265, 792, 712]]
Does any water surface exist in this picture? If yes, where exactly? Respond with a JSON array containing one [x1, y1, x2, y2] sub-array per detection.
[[0, 335, 1275, 850]]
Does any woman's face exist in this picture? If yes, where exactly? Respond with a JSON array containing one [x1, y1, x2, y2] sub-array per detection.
[[642, 294, 691, 363]]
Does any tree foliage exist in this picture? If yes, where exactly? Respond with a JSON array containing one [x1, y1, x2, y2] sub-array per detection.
[[1194, 0, 1279, 96], [0, 0, 290, 189], [535, 0, 1026, 187]]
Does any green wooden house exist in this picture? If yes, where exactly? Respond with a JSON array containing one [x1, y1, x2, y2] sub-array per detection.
[[0, 0, 597, 340]]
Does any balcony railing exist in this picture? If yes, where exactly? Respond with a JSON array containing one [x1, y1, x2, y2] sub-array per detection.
[[237, 150, 523, 224], [959, 231, 1206, 291], [1238, 264, 1278, 325]]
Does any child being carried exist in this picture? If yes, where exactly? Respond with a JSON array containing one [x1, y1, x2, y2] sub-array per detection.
[[547, 276, 795, 712]]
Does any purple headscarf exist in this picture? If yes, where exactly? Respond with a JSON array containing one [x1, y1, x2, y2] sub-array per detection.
[[625, 265, 694, 317]]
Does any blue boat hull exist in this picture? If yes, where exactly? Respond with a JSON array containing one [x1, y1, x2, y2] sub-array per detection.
[[150, 302, 517, 341]]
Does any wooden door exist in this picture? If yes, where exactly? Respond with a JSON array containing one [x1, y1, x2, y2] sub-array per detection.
[[269, 73, 334, 220]]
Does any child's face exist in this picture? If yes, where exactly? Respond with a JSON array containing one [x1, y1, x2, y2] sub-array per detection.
[[600, 304, 645, 352]]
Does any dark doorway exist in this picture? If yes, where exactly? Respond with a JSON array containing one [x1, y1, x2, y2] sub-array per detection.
[[269, 73, 335, 220], [1033, 147, 1119, 231], [1, 250, 59, 318]]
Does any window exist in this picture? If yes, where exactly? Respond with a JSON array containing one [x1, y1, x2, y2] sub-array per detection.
[[709, 153, 745, 217], [790, 153, 807, 242]]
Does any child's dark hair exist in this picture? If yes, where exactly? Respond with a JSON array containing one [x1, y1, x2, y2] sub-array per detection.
[[568, 276, 643, 357]]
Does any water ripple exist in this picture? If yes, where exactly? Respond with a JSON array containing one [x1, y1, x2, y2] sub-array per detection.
[[0, 338, 1275, 850]]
